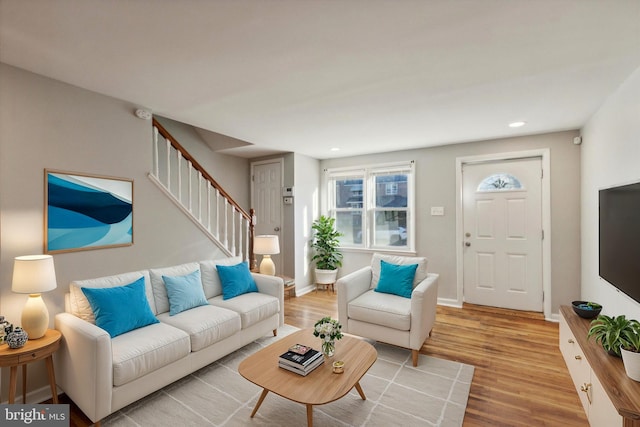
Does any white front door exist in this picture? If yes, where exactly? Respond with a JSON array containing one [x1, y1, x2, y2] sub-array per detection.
[[251, 159, 283, 274], [462, 158, 543, 311]]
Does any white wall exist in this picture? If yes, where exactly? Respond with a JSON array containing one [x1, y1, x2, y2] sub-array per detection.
[[0, 64, 250, 398], [320, 130, 582, 316], [581, 65, 640, 318], [293, 153, 320, 290]]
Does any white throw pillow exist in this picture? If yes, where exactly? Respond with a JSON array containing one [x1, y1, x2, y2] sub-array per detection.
[[370, 253, 427, 289], [199, 256, 243, 299]]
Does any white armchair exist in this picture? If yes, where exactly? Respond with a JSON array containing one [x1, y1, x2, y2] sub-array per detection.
[[337, 253, 439, 366]]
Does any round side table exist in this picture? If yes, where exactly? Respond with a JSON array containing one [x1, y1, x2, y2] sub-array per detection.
[[0, 328, 62, 404]]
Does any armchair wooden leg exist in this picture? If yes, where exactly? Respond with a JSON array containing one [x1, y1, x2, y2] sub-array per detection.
[[273, 329, 277, 336], [412, 349, 419, 367]]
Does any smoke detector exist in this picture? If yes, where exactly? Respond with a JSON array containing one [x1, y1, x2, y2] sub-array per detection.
[[135, 109, 152, 120]]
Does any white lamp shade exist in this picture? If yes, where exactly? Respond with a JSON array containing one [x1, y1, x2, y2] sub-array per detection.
[[12, 255, 57, 294], [254, 235, 280, 255]]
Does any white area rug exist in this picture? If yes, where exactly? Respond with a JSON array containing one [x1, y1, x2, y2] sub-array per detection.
[[103, 325, 474, 426]]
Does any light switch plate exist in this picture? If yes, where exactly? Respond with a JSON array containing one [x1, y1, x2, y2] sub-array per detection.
[[431, 206, 444, 216]]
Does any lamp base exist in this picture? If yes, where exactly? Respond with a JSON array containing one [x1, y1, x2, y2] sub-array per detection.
[[21, 293, 49, 339], [259, 255, 276, 276]]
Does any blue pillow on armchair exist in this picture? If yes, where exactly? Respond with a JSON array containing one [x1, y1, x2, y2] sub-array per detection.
[[374, 260, 419, 298]]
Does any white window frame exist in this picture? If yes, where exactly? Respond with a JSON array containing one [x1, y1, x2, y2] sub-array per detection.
[[326, 161, 415, 253]]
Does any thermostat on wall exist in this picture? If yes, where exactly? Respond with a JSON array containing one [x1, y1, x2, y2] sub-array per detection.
[[282, 187, 295, 197]]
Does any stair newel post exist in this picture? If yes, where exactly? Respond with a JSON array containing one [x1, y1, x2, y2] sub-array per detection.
[[249, 209, 257, 271]]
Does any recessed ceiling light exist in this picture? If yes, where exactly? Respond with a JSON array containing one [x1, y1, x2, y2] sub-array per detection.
[[330, 147, 340, 152], [509, 121, 526, 128]]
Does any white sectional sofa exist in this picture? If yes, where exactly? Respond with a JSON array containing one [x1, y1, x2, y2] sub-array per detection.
[[54, 256, 284, 425]]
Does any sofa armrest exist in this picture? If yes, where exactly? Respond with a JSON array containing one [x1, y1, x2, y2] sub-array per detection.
[[252, 273, 285, 326], [336, 267, 372, 331], [54, 312, 113, 423], [409, 273, 439, 350]]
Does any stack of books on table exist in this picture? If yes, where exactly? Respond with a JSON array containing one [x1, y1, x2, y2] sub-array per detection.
[[278, 344, 324, 376]]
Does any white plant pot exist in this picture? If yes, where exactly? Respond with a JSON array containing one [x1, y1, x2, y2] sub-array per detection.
[[621, 348, 640, 382], [315, 268, 338, 284]]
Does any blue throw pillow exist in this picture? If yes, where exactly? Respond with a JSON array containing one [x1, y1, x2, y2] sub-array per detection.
[[81, 277, 159, 338], [375, 260, 419, 298], [217, 262, 258, 300], [163, 269, 208, 315]]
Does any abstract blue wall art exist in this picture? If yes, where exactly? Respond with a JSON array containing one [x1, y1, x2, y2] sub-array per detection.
[[45, 170, 133, 253]]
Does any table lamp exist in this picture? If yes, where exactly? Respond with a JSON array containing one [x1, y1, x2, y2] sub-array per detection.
[[254, 235, 280, 275], [12, 255, 57, 339]]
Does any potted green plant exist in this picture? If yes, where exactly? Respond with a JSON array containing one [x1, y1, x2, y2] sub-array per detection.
[[311, 215, 343, 285], [587, 314, 639, 357], [620, 320, 640, 382]]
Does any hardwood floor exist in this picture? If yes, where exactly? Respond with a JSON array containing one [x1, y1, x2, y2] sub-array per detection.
[[60, 290, 588, 426], [287, 291, 588, 426]]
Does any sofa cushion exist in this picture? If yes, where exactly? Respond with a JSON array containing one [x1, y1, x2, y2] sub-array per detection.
[[81, 277, 159, 338], [157, 305, 241, 352], [375, 260, 418, 298], [370, 253, 427, 289], [199, 256, 243, 299], [111, 322, 190, 387], [209, 292, 279, 329], [348, 289, 411, 331], [150, 262, 200, 314], [216, 262, 258, 300], [163, 269, 208, 315], [70, 270, 155, 322]]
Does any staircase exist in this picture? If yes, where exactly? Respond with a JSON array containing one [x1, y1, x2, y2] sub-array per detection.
[[148, 118, 256, 267]]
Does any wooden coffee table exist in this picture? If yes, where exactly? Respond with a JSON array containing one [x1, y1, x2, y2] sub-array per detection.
[[238, 328, 377, 426]]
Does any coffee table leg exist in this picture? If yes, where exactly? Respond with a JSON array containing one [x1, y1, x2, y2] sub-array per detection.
[[354, 382, 366, 400], [306, 404, 313, 427], [251, 389, 269, 418]]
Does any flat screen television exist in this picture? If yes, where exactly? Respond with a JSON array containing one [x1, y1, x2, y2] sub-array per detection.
[[599, 181, 640, 304]]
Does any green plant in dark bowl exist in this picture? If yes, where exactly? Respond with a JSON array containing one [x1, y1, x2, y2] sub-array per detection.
[[587, 314, 640, 357]]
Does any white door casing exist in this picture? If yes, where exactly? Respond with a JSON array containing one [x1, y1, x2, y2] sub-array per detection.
[[251, 159, 283, 274], [462, 157, 543, 312]]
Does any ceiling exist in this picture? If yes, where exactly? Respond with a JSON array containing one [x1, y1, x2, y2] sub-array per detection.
[[1, 0, 639, 159]]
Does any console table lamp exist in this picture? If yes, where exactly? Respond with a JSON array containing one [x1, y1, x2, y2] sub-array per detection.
[[12, 255, 57, 339], [254, 235, 280, 275]]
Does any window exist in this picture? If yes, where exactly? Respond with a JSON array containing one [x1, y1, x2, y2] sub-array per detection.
[[327, 162, 414, 251], [477, 173, 523, 192]]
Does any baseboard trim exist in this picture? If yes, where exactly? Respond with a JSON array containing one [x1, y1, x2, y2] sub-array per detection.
[[437, 298, 463, 308], [1, 384, 59, 405]]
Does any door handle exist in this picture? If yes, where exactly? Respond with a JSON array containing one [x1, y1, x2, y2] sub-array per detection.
[[274, 227, 280, 232], [465, 242, 471, 247]]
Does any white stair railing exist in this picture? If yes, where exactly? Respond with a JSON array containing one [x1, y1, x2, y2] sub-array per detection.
[[148, 119, 255, 264]]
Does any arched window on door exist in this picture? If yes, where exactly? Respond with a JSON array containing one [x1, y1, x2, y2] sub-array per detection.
[[477, 173, 523, 192]]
